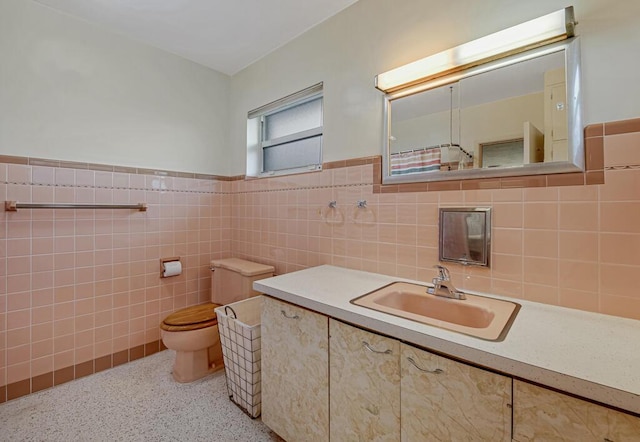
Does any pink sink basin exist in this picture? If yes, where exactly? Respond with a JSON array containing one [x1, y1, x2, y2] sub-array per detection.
[[351, 282, 520, 341]]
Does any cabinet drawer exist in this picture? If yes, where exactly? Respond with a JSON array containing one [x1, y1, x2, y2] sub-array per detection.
[[513, 380, 640, 441]]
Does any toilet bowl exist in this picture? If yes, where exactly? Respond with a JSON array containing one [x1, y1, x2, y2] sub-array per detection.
[[160, 303, 223, 383], [160, 258, 274, 383]]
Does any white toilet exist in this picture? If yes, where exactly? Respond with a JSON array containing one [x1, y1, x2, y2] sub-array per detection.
[[160, 258, 274, 383]]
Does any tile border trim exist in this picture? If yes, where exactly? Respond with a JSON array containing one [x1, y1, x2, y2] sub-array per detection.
[[0, 155, 234, 181], [1, 339, 166, 403], [0, 118, 640, 188], [1, 118, 637, 185], [371, 123, 620, 193], [2, 178, 231, 196]]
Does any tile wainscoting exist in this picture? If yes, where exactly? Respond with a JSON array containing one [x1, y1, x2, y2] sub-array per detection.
[[231, 119, 640, 320], [0, 167, 231, 402], [1, 117, 639, 402]]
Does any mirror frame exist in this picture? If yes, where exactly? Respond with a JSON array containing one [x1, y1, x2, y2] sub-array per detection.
[[381, 38, 583, 184]]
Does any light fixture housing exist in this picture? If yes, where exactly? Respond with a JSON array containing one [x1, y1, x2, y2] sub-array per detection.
[[375, 6, 576, 93]]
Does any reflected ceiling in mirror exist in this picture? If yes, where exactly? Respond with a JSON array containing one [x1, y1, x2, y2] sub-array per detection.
[[382, 38, 583, 184]]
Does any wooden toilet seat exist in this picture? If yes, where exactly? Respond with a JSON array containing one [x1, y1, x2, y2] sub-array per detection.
[[160, 303, 221, 332]]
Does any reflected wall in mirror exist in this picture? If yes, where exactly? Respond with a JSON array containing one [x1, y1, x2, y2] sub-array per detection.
[[460, 50, 566, 167], [439, 207, 491, 267], [383, 39, 583, 184]]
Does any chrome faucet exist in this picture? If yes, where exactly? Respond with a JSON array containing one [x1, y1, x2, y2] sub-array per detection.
[[427, 265, 466, 300]]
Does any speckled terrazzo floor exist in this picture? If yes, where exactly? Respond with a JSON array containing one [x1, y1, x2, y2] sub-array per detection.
[[0, 350, 283, 441]]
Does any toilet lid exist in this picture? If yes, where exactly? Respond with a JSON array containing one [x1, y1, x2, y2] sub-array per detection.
[[161, 303, 220, 332]]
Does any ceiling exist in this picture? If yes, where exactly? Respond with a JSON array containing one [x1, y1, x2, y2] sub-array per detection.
[[33, 0, 359, 76]]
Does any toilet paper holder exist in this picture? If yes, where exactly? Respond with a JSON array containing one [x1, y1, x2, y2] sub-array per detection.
[[160, 257, 182, 278]]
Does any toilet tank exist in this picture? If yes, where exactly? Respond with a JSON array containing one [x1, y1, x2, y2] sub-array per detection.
[[210, 258, 274, 305]]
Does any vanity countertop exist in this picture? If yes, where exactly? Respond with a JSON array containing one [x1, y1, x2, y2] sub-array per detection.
[[254, 265, 640, 415]]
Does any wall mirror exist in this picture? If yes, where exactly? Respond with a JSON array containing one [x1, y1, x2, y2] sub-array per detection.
[[439, 207, 491, 267], [381, 38, 583, 184]]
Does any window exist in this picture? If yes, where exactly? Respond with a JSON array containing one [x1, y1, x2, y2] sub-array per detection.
[[247, 83, 323, 177], [479, 138, 525, 168]]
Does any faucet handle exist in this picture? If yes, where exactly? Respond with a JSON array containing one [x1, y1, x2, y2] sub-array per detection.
[[433, 265, 451, 281]]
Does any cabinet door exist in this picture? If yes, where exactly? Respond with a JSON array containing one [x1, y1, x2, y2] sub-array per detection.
[[329, 319, 400, 442], [400, 344, 512, 441], [513, 380, 640, 442], [261, 297, 329, 442]]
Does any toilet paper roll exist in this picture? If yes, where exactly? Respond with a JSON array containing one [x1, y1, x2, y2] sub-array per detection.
[[163, 260, 182, 277]]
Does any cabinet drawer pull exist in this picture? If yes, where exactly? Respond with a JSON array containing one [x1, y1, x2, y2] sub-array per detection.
[[407, 357, 444, 374], [280, 310, 300, 320], [362, 341, 392, 355]]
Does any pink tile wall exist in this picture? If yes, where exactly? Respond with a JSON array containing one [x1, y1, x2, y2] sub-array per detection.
[[232, 131, 640, 322], [1, 125, 638, 395], [0, 167, 231, 389]]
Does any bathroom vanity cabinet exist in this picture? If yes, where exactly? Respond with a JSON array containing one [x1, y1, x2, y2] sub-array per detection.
[[257, 266, 640, 442], [263, 297, 513, 441], [261, 296, 640, 442], [261, 296, 329, 442], [513, 380, 640, 441]]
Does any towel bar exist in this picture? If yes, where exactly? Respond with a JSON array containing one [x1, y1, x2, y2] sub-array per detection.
[[4, 201, 147, 212]]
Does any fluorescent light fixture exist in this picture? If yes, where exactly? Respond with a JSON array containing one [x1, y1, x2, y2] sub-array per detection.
[[376, 6, 576, 93]]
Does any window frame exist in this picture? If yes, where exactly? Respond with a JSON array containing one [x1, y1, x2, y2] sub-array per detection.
[[247, 82, 323, 178]]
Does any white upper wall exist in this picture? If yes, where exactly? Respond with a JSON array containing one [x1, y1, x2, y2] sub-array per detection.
[[229, 0, 640, 175], [2, 0, 638, 176], [0, 0, 230, 175]]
